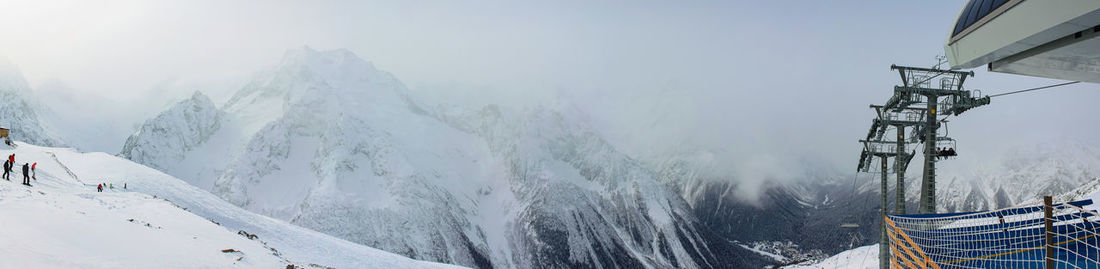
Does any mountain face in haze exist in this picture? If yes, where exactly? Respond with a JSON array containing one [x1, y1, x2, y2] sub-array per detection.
[[0, 59, 62, 147], [648, 152, 880, 258], [119, 91, 223, 171], [121, 47, 768, 268], [931, 141, 1100, 212]]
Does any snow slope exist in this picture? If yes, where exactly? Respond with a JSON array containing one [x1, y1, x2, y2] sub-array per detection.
[[0, 142, 463, 268], [783, 244, 878, 269]]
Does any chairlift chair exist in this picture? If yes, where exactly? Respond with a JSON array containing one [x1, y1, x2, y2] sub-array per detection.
[[934, 138, 958, 159], [839, 221, 862, 249]]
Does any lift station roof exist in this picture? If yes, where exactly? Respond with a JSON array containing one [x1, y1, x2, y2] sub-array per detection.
[[945, 0, 1100, 83]]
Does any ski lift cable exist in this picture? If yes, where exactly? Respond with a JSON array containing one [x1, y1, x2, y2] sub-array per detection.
[[847, 172, 861, 205], [933, 80, 1080, 129], [987, 81, 1081, 98]]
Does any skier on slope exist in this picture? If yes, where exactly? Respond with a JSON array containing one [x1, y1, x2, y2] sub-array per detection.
[[2, 160, 8, 181], [31, 162, 35, 180], [21, 163, 30, 186], [97, 184, 102, 192]]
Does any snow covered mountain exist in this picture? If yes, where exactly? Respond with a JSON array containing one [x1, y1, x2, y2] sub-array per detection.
[[932, 140, 1100, 212], [0, 58, 62, 147], [120, 91, 223, 172], [120, 47, 767, 268], [0, 142, 462, 268]]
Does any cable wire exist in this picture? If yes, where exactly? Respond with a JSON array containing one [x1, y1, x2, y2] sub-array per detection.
[[988, 81, 1081, 98]]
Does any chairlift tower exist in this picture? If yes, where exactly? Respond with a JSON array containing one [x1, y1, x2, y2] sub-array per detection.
[[856, 64, 989, 269], [886, 65, 988, 214]]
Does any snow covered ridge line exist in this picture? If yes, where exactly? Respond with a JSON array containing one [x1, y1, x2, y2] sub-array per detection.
[[0, 142, 465, 268]]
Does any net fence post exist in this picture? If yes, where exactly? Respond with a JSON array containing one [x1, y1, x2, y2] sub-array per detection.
[[1045, 195, 1054, 269]]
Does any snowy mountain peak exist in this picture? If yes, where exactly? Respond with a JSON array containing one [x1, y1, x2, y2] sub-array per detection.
[[190, 90, 212, 102], [222, 46, 410, 134], [119, 91, 222, 171], [276, 46, 375, 75], [280, 46, 362, 66]]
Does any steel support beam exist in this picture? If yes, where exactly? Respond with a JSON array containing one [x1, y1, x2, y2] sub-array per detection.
[[896, 126, 907, 214], [879, 157, 890, 269], [919, 94, 938, 214], [874, 119, 926, 127]]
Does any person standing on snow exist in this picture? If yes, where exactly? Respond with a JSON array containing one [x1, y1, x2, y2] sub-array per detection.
[[97, 184, 102, 192], [2, 160, 8, 181], [21, 163, 30, 185], [31, 162, 35, 180]]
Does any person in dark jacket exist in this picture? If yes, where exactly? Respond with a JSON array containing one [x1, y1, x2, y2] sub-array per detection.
[[2, 160, 8, 181], [21, 163, 29, 185]]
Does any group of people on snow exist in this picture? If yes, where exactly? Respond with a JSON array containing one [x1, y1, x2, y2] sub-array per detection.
[[936, 147, 957, 159], [1, 151, 132, 193], [0, 152, 129, 193], [2, 154, 35, 186], [97, 182, 125, 192]]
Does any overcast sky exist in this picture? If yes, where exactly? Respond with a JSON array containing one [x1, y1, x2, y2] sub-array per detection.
[[0, 0, 1098, 192]]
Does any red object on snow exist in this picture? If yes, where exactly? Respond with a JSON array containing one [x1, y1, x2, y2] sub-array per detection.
[[31, 162, 35, 170]]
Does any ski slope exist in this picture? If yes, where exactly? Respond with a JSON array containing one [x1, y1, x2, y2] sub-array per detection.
[[0, 142, 464, 268]]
